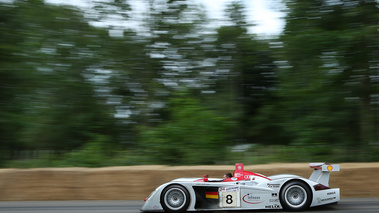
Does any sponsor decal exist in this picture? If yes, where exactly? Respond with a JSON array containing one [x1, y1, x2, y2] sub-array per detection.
[[269, 199, 279, 202], [317, 197, 336, 204], [219, 187, 239, 192], [265, 204, 281, 209], [272, 193, 278, 197], [267, 183, 280, 188], [242, 193, 263, 204], [205, 191, 219, 199], [245, 175, 255, 180], [327, 192, 336, 195]]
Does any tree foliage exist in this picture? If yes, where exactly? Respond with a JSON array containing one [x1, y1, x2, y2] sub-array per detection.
[[1, 0, 379, 167], [276, 0, 379, 158], [139, 90, 233, 165]]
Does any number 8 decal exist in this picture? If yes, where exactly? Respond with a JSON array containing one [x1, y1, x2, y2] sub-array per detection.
[[226, 195, 233, 204], [221, 191, 238, 207]]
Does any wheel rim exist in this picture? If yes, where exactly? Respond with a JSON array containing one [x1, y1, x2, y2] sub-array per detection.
[[285, 185, 307, 208], [164, 188, 187, 210]]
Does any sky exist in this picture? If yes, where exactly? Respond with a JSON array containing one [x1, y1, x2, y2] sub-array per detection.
[[45, 0, 286, 36], [194, 0, 285, 35]]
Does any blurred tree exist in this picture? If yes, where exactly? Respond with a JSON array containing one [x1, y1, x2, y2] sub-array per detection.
[[4, 0, 379, 166], [0, 1, 37, 164], [108, 0, 209, 125], [276, 0, 354, 148], [210, 1, 279, 144], [0, 0, 119, 161], [278, 0, 379, 157], [139, 89, 233, 165], [334, 0, 379, 157]]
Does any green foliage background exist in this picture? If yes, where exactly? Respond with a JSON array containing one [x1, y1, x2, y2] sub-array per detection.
[[1, 0, 379, 167]]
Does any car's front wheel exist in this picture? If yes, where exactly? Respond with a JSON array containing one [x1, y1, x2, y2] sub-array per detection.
[[280, 181, 312, 211], [160, 184, 190, 213]]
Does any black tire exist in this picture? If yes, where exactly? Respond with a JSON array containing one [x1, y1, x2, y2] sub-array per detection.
[[279, 181, 312, 211], [160, 185, 190, 213]]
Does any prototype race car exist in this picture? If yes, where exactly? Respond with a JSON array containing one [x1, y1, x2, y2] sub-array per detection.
[[141, 163, 340, 212]]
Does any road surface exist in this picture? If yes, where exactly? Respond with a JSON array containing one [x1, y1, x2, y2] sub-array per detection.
[[0, 198, 378, 213]]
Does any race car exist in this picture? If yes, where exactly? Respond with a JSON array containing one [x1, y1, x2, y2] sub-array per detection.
[[141, 163, 340, 212]]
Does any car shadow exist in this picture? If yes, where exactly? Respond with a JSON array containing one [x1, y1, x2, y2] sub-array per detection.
[[189, 203, 340, 213]]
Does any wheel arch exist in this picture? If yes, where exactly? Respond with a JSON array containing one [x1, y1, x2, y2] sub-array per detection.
[[159, 183, 192, 197], [279, 179, 313, 194]]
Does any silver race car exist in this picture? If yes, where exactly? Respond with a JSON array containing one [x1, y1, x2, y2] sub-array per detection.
[[141, 163, 340, 212]]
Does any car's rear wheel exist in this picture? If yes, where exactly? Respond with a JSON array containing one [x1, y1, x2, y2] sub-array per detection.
[[280, 181, 312, 211], [160, 185, 190, 213]]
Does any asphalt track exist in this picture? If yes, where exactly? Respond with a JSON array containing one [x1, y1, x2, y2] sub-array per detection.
[[0, 198, 378, 213]]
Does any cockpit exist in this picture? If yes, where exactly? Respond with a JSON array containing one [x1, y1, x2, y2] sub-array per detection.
[[196, 163, 271, 182]]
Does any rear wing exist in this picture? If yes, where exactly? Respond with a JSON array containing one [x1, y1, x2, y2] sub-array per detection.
[[309, 163, 340, 187]]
